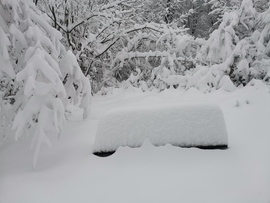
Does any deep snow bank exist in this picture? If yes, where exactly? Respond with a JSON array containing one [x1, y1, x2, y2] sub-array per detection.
[[93, 102, 228, 153]]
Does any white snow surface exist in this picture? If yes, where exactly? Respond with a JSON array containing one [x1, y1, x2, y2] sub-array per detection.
[[94, 102, 228, 153], [1, 80, 270, 203]]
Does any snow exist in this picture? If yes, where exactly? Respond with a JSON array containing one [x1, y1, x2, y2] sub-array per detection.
[[59, 50, 92, 119], [218, 75, 237, 92], [159, 75, 186, 87], [0, 54, 15, 78], [9, 23, 27, 48], [0, 25, 15, 78], [93, 102, 228, 153], [0, 0, 91, 168], [199, 11, 239, 65], [16, 52, 66, 97], [1, 80, 270, 203]]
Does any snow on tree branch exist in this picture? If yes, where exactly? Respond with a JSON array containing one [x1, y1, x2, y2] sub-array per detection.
[[0, 0, 92, 168]]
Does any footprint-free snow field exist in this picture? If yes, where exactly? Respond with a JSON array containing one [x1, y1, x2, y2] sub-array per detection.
[[1, 81, 270, 203]]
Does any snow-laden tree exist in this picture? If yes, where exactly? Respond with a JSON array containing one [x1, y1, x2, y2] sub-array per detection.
[[136, 0, 216, 38], [37, 0, 196, 92], [251, 2, 270, 82], [134, 0, 182, 24], [37, 0, 140, 92], [206, 0, 240, 33], [120, 0, 270, 93], [192, 0, 270, 90], [36, 0, 225, 94], [0, 0, 91, 167], [197, 11, 240, 66], [110, 27, 199, 92], [31, 0, 270, 96]]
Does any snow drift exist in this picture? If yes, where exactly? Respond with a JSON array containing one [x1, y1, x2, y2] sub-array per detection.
[[93, 102, 228, 154]]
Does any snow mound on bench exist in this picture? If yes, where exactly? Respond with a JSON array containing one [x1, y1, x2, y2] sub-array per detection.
[[93, 102, 228, 153]]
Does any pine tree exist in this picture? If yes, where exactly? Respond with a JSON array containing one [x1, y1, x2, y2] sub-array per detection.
[[0, 0, 91, 168]]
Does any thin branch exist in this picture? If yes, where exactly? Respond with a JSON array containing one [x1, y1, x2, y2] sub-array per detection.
[[95, 37, 120, 58]]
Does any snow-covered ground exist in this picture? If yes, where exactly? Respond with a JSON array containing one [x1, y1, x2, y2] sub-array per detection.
[[1, 80, 270, 203]]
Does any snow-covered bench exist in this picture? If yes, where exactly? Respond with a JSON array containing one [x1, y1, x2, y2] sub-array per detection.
[[93, 102, 228, 156]]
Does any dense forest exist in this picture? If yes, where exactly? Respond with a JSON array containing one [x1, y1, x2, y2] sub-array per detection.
[[34, 0, 270, 94]]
